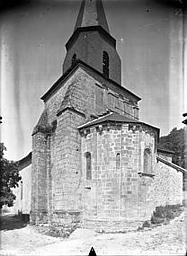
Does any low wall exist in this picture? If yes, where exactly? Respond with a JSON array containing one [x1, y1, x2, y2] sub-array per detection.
[[51, 211, 82, 228], [151, 158, 183, 207]]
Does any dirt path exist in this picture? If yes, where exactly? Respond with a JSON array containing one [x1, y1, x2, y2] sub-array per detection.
[[0, 213, 186, 255]]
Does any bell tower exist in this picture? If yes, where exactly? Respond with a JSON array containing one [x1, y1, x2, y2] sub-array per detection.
[[63, 0, 121, 85]]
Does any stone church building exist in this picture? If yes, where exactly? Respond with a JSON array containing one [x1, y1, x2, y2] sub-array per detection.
[[12, 0, 185, 231]]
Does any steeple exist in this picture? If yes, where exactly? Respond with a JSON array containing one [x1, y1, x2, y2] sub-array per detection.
[[74, 0, 110, 34], [63, 0, 121, 85]]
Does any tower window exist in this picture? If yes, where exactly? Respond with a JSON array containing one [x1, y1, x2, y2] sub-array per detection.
[[103, 51, 109, 78], [85, 152, 92, 180], [72, 54, 77, 66], [144, 148, 152, 173]]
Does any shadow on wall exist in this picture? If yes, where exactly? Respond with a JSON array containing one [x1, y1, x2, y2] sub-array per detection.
[[0, 214, 29, 231]]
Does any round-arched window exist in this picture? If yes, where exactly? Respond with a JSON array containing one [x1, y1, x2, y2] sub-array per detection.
[[85, 152, 92, 180], [116, 153, 120, 170], [144, 148, 152, 173]]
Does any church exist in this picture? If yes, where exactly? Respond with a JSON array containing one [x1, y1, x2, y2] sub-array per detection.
[[12, 0, 184, 232]]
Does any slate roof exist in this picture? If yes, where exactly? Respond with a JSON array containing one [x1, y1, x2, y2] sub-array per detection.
[[74, 0, 110, 33], [157, 148, 175, 155], [17, 152, 32, 171], [78, 111, 160, 133]]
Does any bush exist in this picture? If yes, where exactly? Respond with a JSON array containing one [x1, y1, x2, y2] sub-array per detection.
[[151, 204, 183, 224], [142, 220, 151, 228]]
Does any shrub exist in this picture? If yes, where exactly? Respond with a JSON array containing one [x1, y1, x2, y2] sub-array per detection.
[[151, 204, 183, 224], [142, 220, 151, 228]]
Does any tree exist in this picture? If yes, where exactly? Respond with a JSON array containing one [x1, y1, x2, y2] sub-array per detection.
[[158, 127, 186, 190], [158, 127, 185, 168], [0, 143, 21, 209]]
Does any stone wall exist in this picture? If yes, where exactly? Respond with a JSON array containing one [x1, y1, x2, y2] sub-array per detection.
[[51, 110, 84, 212], [36, 67, 140, 219], [31, 65, 183, 230], [10, 165, 31, 215], [151, 160, 183, 207], [80, 122, 183, 231], [44, 68, 138, 121], [31, 132, 49, 224], [80, 123, 157, 230], [78, 67, 139, 119], [51, 211, 82, 228]]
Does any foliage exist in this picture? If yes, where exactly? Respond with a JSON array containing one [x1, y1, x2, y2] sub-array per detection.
[[0, 143, 21, 209], [151, 204, 183, 224], [158, 127, 185, 168], [0, 143, 6, 159]]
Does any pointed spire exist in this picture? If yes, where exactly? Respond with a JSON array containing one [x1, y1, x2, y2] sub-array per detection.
[[74, 0, 110, 33]]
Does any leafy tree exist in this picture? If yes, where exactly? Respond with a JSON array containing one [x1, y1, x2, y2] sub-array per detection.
[[158, 127, 185, 168], [0, 143, 21, 209], [158, 127, 186, 190]]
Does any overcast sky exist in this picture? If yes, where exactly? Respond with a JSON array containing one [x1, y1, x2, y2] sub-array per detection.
[[0, 0, 185, 160]]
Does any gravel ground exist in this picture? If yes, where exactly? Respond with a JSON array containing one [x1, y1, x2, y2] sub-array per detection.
[[0, 212, 186, 256]]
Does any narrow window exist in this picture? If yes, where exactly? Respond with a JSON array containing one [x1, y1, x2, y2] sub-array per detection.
[[85, 152, 92, 180], [21, 181, 23, 200], [116, 153, 120, 170], [72, 54, 77, 66], [144, 148, 152, 173], [103, 51, 109, 78]]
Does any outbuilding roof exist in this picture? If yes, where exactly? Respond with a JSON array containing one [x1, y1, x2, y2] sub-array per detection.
[[157, 148, 175, 155], [17, 152, 32, 171]]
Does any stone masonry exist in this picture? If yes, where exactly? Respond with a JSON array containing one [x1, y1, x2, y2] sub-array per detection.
[[29, 0, 184, 232]]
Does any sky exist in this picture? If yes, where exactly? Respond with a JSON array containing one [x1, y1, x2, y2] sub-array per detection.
[[0, 0, 185, 160]]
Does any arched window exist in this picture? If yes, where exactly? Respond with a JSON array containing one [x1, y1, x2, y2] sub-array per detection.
[[116, 153, 120, 170], [103, 51, 109, 78], [85, 152, 92, 180], [144, 148, 152, 173], [72, 54, 77, 66]]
